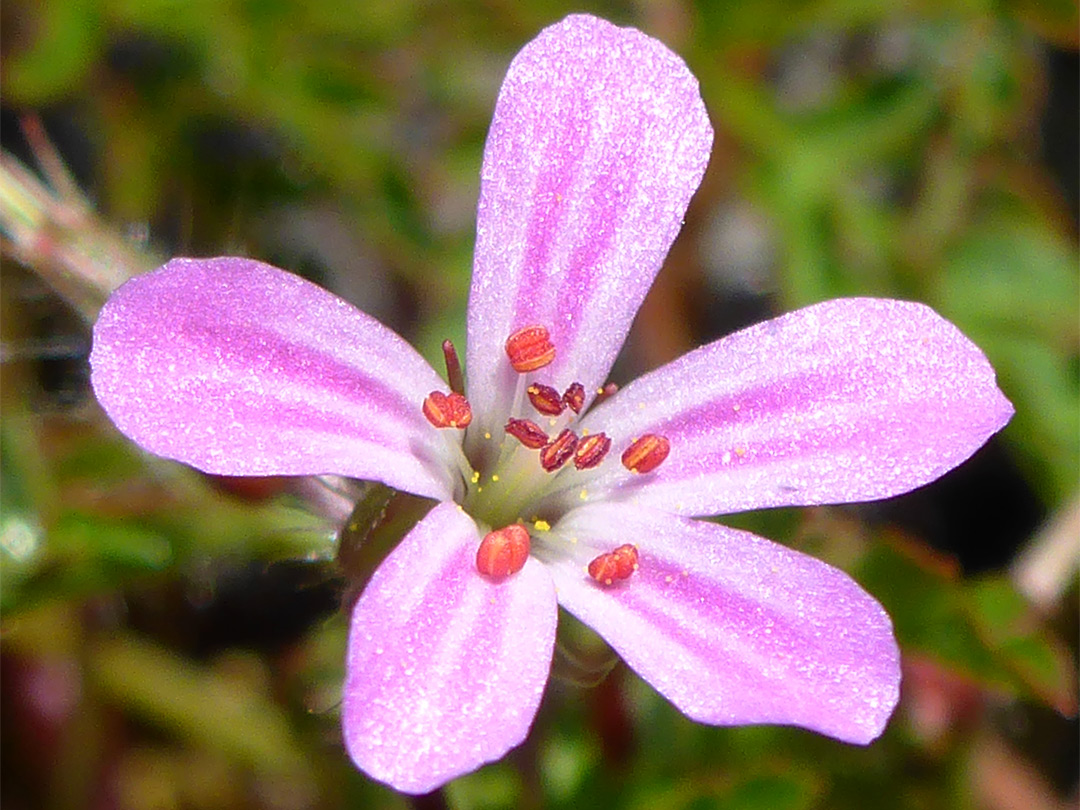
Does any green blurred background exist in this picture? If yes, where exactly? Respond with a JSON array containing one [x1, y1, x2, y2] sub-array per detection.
[[1, 1, 1077, 808]]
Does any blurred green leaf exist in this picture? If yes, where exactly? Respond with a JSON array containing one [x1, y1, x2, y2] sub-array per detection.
[[937, 218, 1079, 346], [444, 761, 523, 810], [3, 0, 104, 100], [935, 216, 1080, 502], [629, 767, 820, 810], [856, 536, 1077, 714], [966, 577, 1078, 715], [90, 634, 314, 778], [724, 773, 819, 810], [52, 511, 172, 569]]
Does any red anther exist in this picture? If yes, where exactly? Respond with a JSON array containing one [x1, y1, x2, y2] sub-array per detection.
[[441, 339, 465, 395], [573, 432, 611, 469], [563, 382, 586, 414], [621, 434, 670, 473], [539, 429, 578, 472], [505, 326, 555, 373], [527, 383, 564, 416], [422, 391, 472, 429], [505, 418, 549, 449], [588, 544, 639, 585], [596, 382, 619, 403], [476, 524, 531, 579]]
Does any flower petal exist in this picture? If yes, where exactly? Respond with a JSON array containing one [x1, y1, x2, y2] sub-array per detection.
[[465, 14, 713, 445], [343, 502, 557, 794], [547, 503, 900, 744], [91, 257, 457, 499], [571, 298, 1014, 516]]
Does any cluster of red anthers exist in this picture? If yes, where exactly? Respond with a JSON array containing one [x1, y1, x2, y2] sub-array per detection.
[[501, 326, 670, 477], [423, 325, 668, 586]]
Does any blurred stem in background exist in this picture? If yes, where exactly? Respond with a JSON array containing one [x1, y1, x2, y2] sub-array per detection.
[[1, 116, 157, 322]]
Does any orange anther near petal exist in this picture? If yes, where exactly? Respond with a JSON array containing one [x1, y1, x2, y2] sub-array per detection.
[[573, 432, 611, 469], [588, 544, 639, 585], [539, 429, 578, 472], [562, 382, 586, 414], [621, 434, 670, 473], [423, 391, 472, 429], [505, 418, 549, 449], [527, 383, 564, 416], [505, 326, 556, 373], [476, 524, 530, 579]]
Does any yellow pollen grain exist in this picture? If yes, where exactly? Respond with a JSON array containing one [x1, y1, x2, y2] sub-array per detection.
[[581, 428, 590, 436], [548, 418, 557, 427], [484, 431, 492, 439], [569, 536, 578, 544], [471, 471, 480, 484], [733, 403, 741, 412], [579, 489, 588, 501], [682, 569, 689, 577], [491, 474, 500, 482], [533, 519, 551, 532], [665, 575, 673, 583], [735, 447, 747, 457]]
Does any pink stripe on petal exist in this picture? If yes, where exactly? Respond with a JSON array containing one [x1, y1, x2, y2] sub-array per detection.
[[343, 503, 557, 794], [90, 257, 457, 499], [465, 15, 713, 446], [574, 298, 1014, 516], [549, 503, 900, 744]]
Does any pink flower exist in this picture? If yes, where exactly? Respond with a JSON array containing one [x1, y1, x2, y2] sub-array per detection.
[[90, 14, 1013, 795]]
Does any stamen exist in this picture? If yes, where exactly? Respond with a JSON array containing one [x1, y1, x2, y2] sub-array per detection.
[[476, 524, 530, 579], [562, 382, 585, 414], [588, 544, 639, 585], [442, 339, 465, 395], [573, 432, 611, 469], [505, 326, 555, 373], [539, 429, 578, 472], [505, 418, 549, 449], [596, 382, 619, 403], [621, 434, 670, 473], [527, 383, 564, 416], [423, 391, 472, 429]]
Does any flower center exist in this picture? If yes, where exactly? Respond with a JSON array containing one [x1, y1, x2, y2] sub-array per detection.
[[422, 326, 669, 585]]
